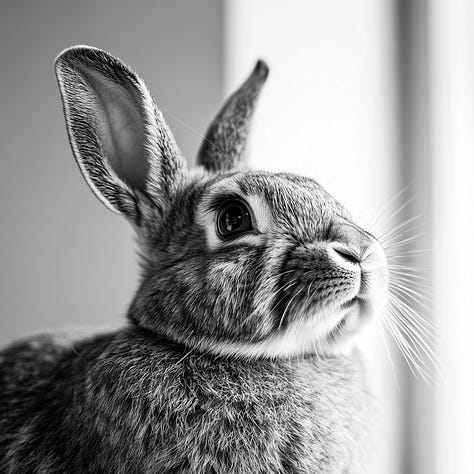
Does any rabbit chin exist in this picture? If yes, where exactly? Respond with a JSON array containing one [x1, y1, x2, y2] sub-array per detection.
[[205, 299, 382, 359]]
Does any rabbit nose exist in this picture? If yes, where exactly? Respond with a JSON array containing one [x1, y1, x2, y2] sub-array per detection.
[[328, 219, 387, 270], [328, 241, 386, 271], [330, 243, 361, 269]]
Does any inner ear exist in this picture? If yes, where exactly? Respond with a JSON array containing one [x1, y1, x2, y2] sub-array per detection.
[[75, 64, 149, 191]]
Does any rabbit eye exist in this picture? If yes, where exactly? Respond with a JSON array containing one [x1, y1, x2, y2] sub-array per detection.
[[216, 200, 253, 238]]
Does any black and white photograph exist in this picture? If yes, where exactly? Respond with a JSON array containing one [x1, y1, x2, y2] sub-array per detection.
[[0, 1, 472, 473]]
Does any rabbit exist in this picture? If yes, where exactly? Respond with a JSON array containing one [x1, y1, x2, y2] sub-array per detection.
[[0, 46, 389, 474]]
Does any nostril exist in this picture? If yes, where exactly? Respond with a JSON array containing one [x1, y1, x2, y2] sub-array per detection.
[[329, 243, 361, 269], [334, 247, 360, 265]]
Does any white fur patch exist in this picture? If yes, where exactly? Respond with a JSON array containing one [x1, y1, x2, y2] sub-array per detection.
[[198, 303, 363, 359]]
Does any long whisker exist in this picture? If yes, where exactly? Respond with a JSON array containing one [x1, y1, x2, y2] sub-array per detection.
[[367, 185, 410, 231], [382, 232, 425, 251], [389, 281, 431, 305], [387, 300, 438, 357], [386, 303, 440, 380], [377, 215, 420, 244], [371, 187, 439, 384], [376, 321, 400, 389], [382, 311, 434, 384], [388, 268, 430, 282], [371, 195, 416, 237]]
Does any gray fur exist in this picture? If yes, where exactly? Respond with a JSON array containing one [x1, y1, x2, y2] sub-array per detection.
[[0, 331, 371, 473], [55, 45, 186, 226], [0, 46, 387, 473], [196, 60, 268, 172]]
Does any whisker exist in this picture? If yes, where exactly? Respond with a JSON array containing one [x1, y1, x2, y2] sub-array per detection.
[[388, 269, 430, 282], [382, 232, 425, 250], [243, 279, 299, 334], [389, 281, 431, 304], [371, 196, 416, 237], [377, 215, 420, 243], [278, 287, 305, 331], [387, 300, 438, 348], [386, 306, 440, 378], [376, 321, 400, 389], [367, 185, 410, 232], [382, 314, 420, 377], [386, 249, 432, 259], [382, 312, 434, 384]]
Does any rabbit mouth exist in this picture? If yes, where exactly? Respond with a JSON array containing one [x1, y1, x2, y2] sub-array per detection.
[[276, 268, 388, 355], [320, 288, 387, 354], [325, 298, 368, 345], [199, 292, 384, 360]]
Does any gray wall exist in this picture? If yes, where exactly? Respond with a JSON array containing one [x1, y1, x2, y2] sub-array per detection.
[[0, 0, 223, 344]]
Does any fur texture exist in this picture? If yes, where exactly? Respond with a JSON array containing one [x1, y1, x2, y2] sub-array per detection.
[[0, 46, 388, 473], [196, 60, 268, 172], [0, 330, 372, 473]]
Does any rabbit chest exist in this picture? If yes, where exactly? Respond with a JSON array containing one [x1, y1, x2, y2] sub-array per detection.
[[82, 329, 372, 473], [1, 330, 372, 473]]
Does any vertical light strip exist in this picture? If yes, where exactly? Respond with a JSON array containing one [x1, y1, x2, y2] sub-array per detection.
[[430, 1, 474, 473], [224, 1, 401, 472]]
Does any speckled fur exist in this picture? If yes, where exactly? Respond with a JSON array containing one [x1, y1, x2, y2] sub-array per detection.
[[0, 330, 372, 474], [0, 46, 381, 473]]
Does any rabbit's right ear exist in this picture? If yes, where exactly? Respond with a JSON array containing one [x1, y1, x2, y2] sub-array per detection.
[[55, 46, 185, 225]]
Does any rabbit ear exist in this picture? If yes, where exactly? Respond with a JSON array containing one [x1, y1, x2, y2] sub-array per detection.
[[197, 60, 269, 172], [55, 46, 185, 224]]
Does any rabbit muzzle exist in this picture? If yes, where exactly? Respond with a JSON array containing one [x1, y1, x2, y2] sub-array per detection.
[[321, 222, 388, 353], [272, 219, 388, 355]]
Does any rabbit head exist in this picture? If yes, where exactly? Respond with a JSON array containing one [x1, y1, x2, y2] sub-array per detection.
[[55, 46, 388, 358]]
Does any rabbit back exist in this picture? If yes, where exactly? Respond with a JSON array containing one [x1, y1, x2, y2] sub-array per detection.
[[0, 333, 114, 473]]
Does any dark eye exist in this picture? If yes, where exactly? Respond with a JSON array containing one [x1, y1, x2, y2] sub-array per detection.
[[216, 200, 253, 238]]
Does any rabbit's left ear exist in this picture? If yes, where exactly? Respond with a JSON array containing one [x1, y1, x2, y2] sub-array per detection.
[[55, 46, 185, 226]]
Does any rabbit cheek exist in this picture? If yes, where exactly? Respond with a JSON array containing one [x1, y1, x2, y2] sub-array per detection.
[[265, 243, 362, 355], [205, 248, 273, 341]]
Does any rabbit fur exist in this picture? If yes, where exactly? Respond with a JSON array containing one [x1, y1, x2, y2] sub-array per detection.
[[0, 46, 388, 473]]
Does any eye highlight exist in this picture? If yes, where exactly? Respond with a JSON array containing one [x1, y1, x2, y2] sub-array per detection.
[[216, 199, 253, 238]]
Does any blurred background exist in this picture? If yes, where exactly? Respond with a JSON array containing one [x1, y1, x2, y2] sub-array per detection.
[[0, 1, 473, 472]]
